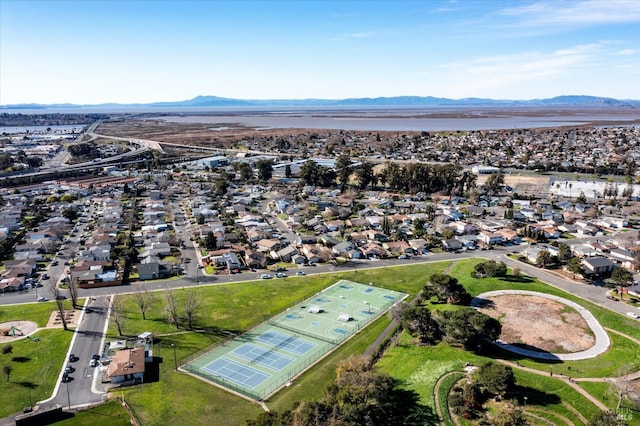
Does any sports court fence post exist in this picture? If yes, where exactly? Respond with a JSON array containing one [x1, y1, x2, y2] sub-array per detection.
[[171, 344, 177, 370]]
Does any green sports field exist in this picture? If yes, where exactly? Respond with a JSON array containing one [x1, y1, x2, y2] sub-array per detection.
[[183, 280, 407, 400]]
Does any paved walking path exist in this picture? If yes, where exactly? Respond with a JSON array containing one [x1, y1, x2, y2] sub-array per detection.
[[472, 290, 610, 361], [497, 359, 608, 411]]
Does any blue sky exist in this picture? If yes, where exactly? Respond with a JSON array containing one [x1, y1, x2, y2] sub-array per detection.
[[1, 0, 639, 104]]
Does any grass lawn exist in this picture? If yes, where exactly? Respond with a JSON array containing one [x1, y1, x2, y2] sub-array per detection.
[[450, 258, 640, 378], [0, 329, 74, 417], [95, 262, 450, 425], [436, 371, 465, 426], [60, 400, 131, 425], [7, 257, 637, 425], [0, 299, 77, 328], [513, 370, 601, 423], [377, 337, 487, 407]]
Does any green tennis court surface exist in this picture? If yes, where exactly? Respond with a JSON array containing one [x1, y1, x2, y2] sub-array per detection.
[[183, 280, 407, 400]]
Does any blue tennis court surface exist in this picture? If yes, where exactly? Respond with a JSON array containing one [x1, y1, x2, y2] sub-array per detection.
[[203, 358, 270, 389], [233, 344, 294, 371], [257, 330, 316, 355], [184, 280, 408, 400]]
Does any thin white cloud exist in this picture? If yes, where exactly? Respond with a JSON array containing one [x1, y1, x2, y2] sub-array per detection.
[[343, 31, 376, 39], [434, 43, 606, 97], [617, 49, 640, 55], [499, 0, 640, 27]]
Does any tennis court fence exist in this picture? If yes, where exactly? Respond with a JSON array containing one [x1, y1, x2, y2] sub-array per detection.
[[183, 339, 335, 401], [267, 320, 341, 345]]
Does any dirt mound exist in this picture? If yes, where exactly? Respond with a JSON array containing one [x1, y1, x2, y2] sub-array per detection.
[[479, 294, 594, 353]]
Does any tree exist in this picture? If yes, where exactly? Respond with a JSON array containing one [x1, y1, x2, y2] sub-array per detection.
[[1, 345, 12, 355], [284, 164, 292, 178], [611, 267, 633, 287], [438, 308, 501, 351], [184, 289, 201, 329], [490, 400, 530, 426], [474, 362, 515, 396], [566, 257, 582, 279], [558, 243, 572, 264], [68, 277, 79, 309], [428, 273, 471, 305], [133, 286, 155, 320], [51, 284, 68, 331], [204, 231, 217, 250], [355, 161, 374, 190], [2, 365, 12, 382], [589, 410, 626, 426], [485, 173, 504, 201], [473, 260, 507, 278], [335, 154, 352, 189], [235, 162, 253, 181], [165, 290, 180, 329], [256, 159, 273, 182], [110, 296, 125, 336], [536, 250, 551, 268], [450, 381, 483, 419], [401, 305, 441, 345], [197, 213, 205, 225], [215, 178, 229, 196]]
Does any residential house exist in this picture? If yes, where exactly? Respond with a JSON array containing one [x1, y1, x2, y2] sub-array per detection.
[[581, 257, 616, 277], [107, 348, 146, 384]]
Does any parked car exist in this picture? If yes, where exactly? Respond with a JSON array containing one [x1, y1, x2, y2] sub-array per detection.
[[261, 274, 272, 279], [68, 353, 78, 362], [275, 272, 287, 278], [51, 260, 59, 266], [296, 271, 306, 276], [61, 373, 71, 383], [37, 296, 48, 302], [90, 358, 98, 367], [606, 295, 619, 301], [65, 365, 75, 374], [626, 312, 639, 319]]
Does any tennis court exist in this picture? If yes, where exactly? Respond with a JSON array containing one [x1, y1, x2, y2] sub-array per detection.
[[183, 280, 407, 400]]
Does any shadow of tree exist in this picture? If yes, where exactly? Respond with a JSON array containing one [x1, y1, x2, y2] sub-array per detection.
[[11, 356, 31, 363], [17, 381, 38, 389], [499, 275, 534, 284]]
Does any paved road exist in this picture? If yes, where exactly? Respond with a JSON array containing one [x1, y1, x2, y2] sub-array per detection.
[[38, 296, 109, 410]]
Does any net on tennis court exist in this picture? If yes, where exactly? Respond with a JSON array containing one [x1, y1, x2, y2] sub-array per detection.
[[268, 320, 339, 345]]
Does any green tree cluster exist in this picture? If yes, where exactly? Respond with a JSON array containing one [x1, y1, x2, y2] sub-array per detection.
[[472, 260, 507, 278], [248, 356, 434, 426]]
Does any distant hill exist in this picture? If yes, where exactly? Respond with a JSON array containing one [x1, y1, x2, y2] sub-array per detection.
[[2, 94, 639, 109]]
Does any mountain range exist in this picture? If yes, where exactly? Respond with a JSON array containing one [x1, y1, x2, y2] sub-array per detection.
[[2, 95, 639, 109]]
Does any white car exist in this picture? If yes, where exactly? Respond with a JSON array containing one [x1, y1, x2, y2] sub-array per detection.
[[626, 312, 639, 319], [261, 274, 272, 279]]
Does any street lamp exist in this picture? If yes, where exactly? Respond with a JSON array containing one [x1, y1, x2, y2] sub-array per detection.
[[523, 396, 527, 407], [171, 344, 177, 370]]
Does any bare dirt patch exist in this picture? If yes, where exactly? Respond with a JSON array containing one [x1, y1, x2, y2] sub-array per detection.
[[478, 295, 594, 353], [0, 321, 39, 342], [45, 310, 81, 329]]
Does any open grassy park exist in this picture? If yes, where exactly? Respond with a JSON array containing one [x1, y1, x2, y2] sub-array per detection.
[[2, 258, 640, 425], [0, 300, 76, 418]]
